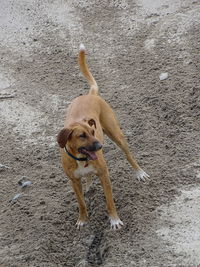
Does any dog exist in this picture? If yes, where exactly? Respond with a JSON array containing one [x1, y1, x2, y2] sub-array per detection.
[[57, 44, 149, 230]]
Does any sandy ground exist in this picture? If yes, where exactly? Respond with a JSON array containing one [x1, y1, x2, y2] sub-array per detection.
[[0, 0, 200, 266]]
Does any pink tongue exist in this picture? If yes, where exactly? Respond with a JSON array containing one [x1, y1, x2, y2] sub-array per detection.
[[87, 151, 98, 160]]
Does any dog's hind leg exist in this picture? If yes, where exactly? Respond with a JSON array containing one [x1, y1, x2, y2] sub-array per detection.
[[100, 104, 149, 181]]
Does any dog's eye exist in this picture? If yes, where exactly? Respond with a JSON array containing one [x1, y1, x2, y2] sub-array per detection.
[[79, 133, 87, 138], [91, 130, 95, 136]]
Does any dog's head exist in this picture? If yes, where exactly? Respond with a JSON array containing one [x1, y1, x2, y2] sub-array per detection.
[[57, 120, 102, 160]]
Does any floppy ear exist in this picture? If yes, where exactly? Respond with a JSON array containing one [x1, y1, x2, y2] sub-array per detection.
[[57, 128, 73, 148], [88, 119, 96, 129]]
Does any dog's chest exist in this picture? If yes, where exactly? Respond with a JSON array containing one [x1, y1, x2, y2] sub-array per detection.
[[74, 163, 97, 178]]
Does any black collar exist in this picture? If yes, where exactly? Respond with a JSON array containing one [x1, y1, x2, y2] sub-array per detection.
[[64, 146, 88, 161]]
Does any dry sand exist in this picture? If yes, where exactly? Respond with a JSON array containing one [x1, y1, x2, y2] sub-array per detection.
[[0, 0, 200, 266]]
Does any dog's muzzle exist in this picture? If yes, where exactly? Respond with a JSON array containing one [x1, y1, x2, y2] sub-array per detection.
[[90, 141, 103, 151], [78, 141, 102, 160]]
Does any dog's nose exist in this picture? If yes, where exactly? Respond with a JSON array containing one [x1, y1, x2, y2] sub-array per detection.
[[93, 141, 102, 151]]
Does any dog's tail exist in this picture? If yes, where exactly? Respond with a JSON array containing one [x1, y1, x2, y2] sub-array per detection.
[[78, 44, 98, 95]]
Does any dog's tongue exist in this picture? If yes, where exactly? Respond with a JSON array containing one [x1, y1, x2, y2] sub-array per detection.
[[82, 149, 98, 160], [87, 151, 98, 160]]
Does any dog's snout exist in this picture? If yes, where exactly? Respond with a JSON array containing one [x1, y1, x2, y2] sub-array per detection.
[[93, 141, 102, 151]]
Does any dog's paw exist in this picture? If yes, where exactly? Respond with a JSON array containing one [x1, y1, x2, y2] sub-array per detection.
[[76, 219, 88, 229], [136, 169, 150, 181], [110, 218, 124, 230]]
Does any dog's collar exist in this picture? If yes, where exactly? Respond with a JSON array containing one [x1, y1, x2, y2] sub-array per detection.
[[64, 146, 88, 162]]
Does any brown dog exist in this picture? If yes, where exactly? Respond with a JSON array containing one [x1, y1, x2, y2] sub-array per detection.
[[57, 44, 149, 230]]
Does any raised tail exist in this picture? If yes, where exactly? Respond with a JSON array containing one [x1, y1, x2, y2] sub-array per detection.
[[78, 44, 98, 95]]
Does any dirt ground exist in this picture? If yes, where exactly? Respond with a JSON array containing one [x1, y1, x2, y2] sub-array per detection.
[[0, 0, 200, 266]]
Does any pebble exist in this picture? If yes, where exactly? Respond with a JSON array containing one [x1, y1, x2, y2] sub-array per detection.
[[21, 181, 32, 188], [11, 193, 22, 203], [159, 72, 169, 80], [18, 177, 32, 188], [0, 164, 10, 171]]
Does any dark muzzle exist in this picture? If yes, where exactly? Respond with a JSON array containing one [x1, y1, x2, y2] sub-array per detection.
[[90, 141, 102, 151]]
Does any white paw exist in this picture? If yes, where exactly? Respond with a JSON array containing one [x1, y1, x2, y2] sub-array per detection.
[[110, 218, 124, 230], [76, 219, 87, 229], [136, 169, 150, 181]]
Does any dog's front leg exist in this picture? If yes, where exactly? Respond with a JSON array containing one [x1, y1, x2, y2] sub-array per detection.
[[70, 178, 88, 229], [98, 168, 123, 230]]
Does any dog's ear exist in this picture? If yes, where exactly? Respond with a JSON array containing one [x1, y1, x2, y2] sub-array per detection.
[[88, 119, 96, 129], [57, 128, 73, 148]]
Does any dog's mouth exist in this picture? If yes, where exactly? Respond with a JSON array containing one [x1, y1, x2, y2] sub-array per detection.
[[78, 148, 98, 160], [78, 142, 102, 160]]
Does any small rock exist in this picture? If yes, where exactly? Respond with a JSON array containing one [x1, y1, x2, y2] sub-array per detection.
[[159, 72, 169, 81], [21, 181, 32, 188], [18, 177, 27, 185], [18, 177, 32, 188], [0, 164, 10, 170], [10, 193, 22, 203]]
